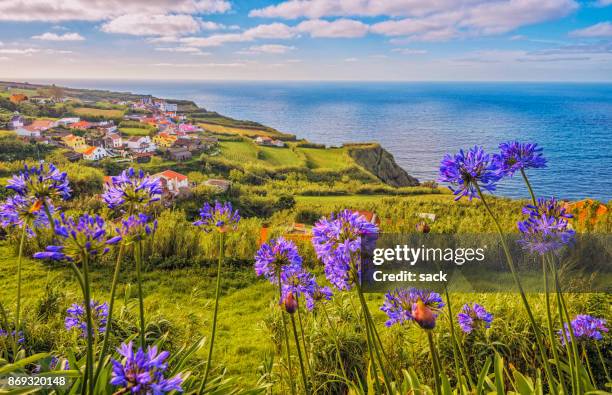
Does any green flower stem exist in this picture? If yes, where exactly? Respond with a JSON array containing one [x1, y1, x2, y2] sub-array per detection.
[[135, 241, 146, 350], [520, 169, 538, 205], [427, 330, 442, 395], [473, 182, 556, 392], [200, 231, 225, 393], [543, 259, 568, 395], [582, 344, 596, 386], [296, 299, 312, 375], [290, 313, 310, 395], [81, 252, 95, 395], [14, 225, 27, 334], [276, 270, 296, 395], [594, 343, 610, 383], [355, 281, 392, 393], [321, 303, 348, 382], [93, 240, 126, 386], [444, 287, 472, 390]]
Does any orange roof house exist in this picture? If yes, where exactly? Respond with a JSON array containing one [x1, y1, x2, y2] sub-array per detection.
[[72, 120, 92, 130], [9, 94, 28, 104], [28, 119, 55, 131]]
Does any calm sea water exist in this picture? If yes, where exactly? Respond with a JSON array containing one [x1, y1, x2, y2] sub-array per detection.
[[55, 80, 612, 201]]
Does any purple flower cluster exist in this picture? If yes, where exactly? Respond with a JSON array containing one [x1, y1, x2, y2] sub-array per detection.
[[517, 197, 575, 255], [558, 315, 608, 345], [438, 145, 501, 201], [193, 201, 240, 233], [0, 329, 24, 344], [33, 213, 120, 262], [7, 162, 71, 201], [102, 168, 162, 210], [0, 195, 52, 236], [254, 237, 302, 283], [380, 288, 444, 328], [312, 210, 378, 290], [493, 141, 547, 177], [110, 341, 183, 394], [65, 300, 109, 337], [457, 303, 493, 334], [305, 284, 333, 310], [116, 213, 158, 243]]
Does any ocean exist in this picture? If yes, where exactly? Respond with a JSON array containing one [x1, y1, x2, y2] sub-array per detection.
[[54, 80, 612, 201]]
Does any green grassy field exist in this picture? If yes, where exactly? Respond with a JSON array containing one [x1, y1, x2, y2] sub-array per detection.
[[301, 147, 349, 169], [295, 193, 450, 206], [119, 127, 151, 136], [73, 107, 125, 118]]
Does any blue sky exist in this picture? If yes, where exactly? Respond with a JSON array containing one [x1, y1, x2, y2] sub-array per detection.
[[0, 0, 611, 81]]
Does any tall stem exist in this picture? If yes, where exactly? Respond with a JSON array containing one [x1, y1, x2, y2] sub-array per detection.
[[543, 258, 567, 395], [321, 304, 348, 382], [81, 253, 94, 395], [296, 299, 312, 375], [277, 270, 296, 395], [93, 241, 126, 385], [444, 287, 472, 390], [290, 313, 310, 395], [594, 343, 610, 383], [520, 169, 538, 205], [582, 344, 596, 386], [15, 225, 27, 334], [474, 183, 556, 392], [135, 241, 146, 350], [427, 331, 442, 395], [200, 231, 225, 392]]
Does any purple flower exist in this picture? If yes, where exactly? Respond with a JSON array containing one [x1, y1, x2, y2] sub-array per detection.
[[0, 329, 24, 344], [116, 213, 158, 243], [193, 201, 240, 233], [457, 303, 493, 334], [380, 288, 444, 328], [311, 210, 378, 291], [33, 213, 119, 262], [255, 237, 302, 284], [493, 141, 547, 177], [438, 145, 501, 201], [305, 285, 333, 311], [0, 195, 52, 237], [558, 315, 608, 345], [102, 168, 162, 210], [6, 162, 71, 202], [50, 357, 70, 371], [517, 198, 575, 255], [110, 341, 183, 394], [281, 266, 316, 301], [65, 300, 108, 337]]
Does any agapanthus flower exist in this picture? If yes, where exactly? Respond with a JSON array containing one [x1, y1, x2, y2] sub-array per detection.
[[193, 200, 240, 233], [282, 291, 298, 314], [493, 141, 547, 177], [281, 266, 316, 300], [312, 210, 378, 291], [254, 237, 302, 283], [49, 356, 70, 371], [438, 145, 501, 201], [558, 315, 608, 345], [110, 341, 183, 394], [0, 329, 24, 344], [102, 168, 162, 210], [7, 162, 71, 201], [0, 195, 52, 237], [33, 213, 121, 262], [457, 303, 493, 334], [380, 288, 444, 329], [304, 284, 333, 311], [115, 213, 158, 244], [65, 300, 108, 337], [517, 197, 575, 255]]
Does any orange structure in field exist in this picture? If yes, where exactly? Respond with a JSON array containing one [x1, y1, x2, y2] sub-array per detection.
[[9, 93, 28, 104], [565, 199, 608, 227]]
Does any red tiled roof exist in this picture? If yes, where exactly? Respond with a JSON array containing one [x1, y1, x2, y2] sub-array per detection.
[[154, 169, 188, 181], [82, 146, 97, 155]]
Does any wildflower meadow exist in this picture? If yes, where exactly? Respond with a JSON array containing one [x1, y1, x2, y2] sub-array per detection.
[[0, 142, 609, 394]]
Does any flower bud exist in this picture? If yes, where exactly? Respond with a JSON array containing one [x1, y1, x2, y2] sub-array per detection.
[[283, 291, 298, 314], [412, 298, 436, 329], [415, 221, 430, 234]]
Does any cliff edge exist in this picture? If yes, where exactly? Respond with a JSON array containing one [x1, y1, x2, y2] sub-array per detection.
[[345, 143, 420, 187]]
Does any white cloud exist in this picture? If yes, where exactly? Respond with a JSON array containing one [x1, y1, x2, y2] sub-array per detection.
[[181, 23, 296, 47], [0, 56, 9, 61], [155, 46, 201, 52], [596, 0, 612, 6], [101, 14, 205, 36], [344, 57, 358, 62], [296, 19, 369, 38], [0, 48, 39, 54], [570, 22, 612, 38], [32, 32, 85, 41], [0, 0, 230, 21], [248, 44, 296, 54], [152, 62, 245, 67], [391, 48, 428, 55]]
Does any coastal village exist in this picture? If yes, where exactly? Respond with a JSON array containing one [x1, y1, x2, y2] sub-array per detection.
[[0, 85, 288, 199]]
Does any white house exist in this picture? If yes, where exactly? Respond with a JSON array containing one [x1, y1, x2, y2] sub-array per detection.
[[126, 136, 156, 153], [55, 117, 80, 127], [153, 170, 189, 195], [82, 146, 109, 161], [8, 114, 25, 129], [107, 133, 123, 148], [15, 127, 41, 138]]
